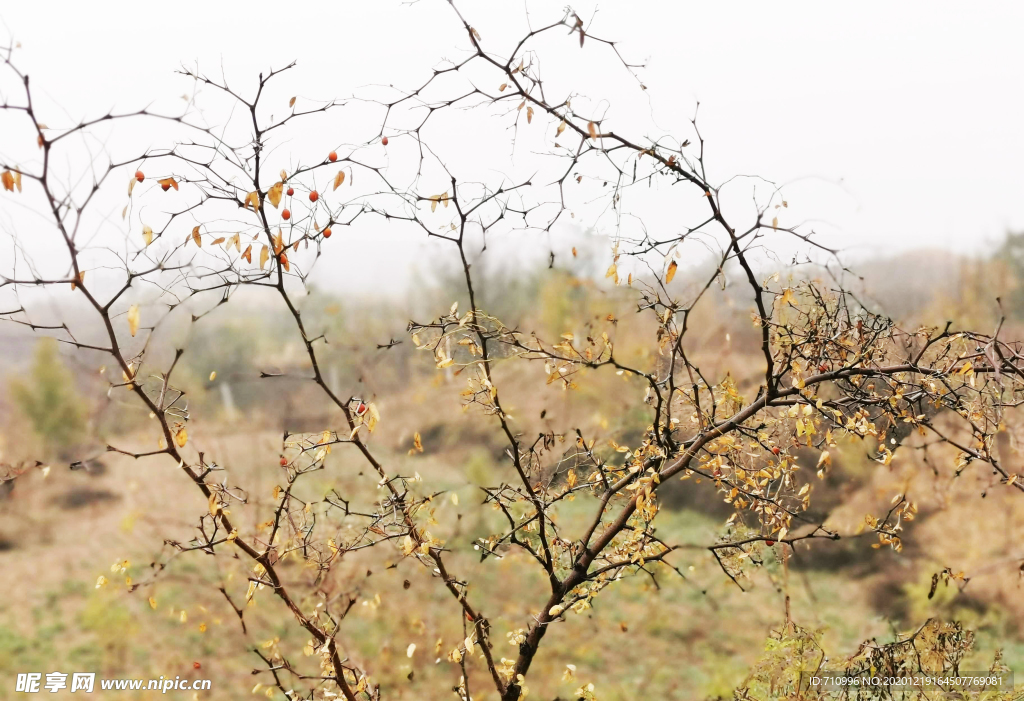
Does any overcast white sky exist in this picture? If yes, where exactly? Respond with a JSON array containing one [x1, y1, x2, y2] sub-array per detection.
[[2, 1, 1023, 297]]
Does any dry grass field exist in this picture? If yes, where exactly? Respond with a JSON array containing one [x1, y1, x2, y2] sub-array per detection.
[[3, 261, 1024, 699]]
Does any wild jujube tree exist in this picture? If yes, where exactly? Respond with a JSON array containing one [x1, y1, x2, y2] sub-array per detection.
[[1, 4, 1021, 700]]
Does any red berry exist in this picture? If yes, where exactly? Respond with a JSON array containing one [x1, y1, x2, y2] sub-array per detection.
[[323, 228, 332, 238], [282, 209, 291, 220], [309, 190, 318, 203], [765, 540, 775, 546], [771, 447, 781, 455], [135, 170, 145, 182], [328, 151, 338, 162], [381, 136, 389, 146], [818, 363, 828, 372], [279, 457, 288, 466], [193, 662, 201, 670], [286, 187, 294, 196]]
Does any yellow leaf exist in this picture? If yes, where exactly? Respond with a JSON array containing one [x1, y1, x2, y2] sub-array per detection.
[[244, 191, 260, 211], [260, 245, 269, 270], [772, 216, 779, 230], [1, 171, 15, 191], [241, 244, 252, 263], [587, 121, 598, 140], [289, 96, 296, 108], [175, 428, 188, 448], [526, 106, 534, 124], [142, 225, 153, 246], [267, 182, 283, 209], [333, 170, 346, 190], [557, 119, 566, 136], [127, 305, 140, 337], [209, 371, 217, 381], [191, 226, 202, 247], [431, 197, 438, 213], [665, 260, 677, 284], [208, 492, 222, 517], [367, 403, 380, 432], [148, 597, 158, 610], [605, 263, 617, 279]]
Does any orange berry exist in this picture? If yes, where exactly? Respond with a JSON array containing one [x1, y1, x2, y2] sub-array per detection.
[[279, 457, 288, 466], [328, 151, 338, 162], [771, 447, 781, 455], [135, 170, 145, 182], [282, 209, 291, 220], [309, 190, 318, 203], [323, 228, 332, 238], [381, 136, 389, 146], [193, 662, 201, 670], [286, 187, 294, 196], [161, 183, 171, 191]]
